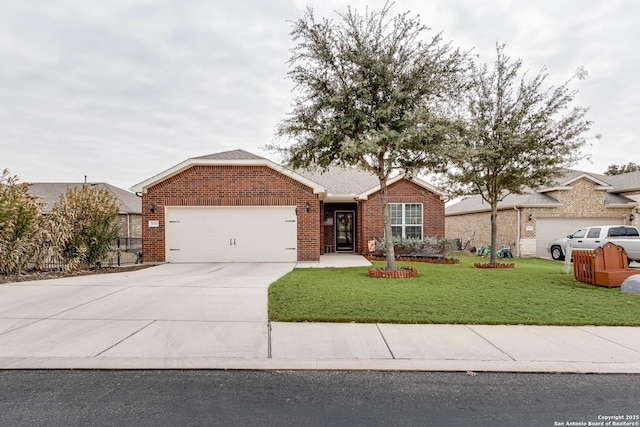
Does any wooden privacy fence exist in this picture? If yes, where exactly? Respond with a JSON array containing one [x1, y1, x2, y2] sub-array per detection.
[[573, 243, 640, 287]]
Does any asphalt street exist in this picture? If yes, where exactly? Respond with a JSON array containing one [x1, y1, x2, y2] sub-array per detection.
[[1, 370, 639, 427]]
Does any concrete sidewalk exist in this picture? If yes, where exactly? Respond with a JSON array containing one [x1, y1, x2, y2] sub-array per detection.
[[2, 323, 639, 373], [0, 257, 639, 373]]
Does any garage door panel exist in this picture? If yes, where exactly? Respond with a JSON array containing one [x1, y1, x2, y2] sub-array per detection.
[[165, 206, 297, 262], [535, 217, 624, 257]]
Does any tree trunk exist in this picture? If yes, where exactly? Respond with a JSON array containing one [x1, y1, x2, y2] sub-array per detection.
[[379, 177, 397, 271], [489, 201, 498, 265]]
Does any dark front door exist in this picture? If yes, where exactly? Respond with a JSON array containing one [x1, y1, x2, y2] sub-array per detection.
[[335, 211, 355, 252]]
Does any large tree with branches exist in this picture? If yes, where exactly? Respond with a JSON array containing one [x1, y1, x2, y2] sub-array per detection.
[[443, 44, 592, 264], [272, 4, 467, 270]]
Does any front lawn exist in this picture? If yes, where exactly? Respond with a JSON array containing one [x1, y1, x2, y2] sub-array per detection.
[[268, 256, 640, 325]]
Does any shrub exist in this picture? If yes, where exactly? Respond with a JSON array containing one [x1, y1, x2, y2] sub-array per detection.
[[373, 236, 456, 258], [0, 170, 43, 274], [44, 185, 120, 270]]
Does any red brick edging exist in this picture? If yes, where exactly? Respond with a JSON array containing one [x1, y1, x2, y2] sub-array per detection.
[[364, 256, 459, 264], [473, 263, 515, 269], [367, 267, 418, 278]]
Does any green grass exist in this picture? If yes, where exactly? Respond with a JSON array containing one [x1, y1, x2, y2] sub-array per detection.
[[268, 256, 640, 325]]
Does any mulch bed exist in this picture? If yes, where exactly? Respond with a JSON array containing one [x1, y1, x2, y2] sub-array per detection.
[[0, 264, 155, 285]]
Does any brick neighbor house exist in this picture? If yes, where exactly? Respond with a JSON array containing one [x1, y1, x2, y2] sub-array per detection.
[[130, 149, 445, 263], [445, 170, 640, 258]]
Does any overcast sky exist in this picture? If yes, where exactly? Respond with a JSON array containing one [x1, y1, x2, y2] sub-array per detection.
[[1, 0, 637, 191]]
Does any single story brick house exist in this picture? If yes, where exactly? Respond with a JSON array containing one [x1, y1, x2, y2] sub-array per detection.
[[445, 169, 640, 258], [28, 182, 142, 239], [130, 149, 445, 263]]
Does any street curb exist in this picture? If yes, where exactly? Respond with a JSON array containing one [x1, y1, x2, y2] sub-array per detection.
[[1, 357, 640, 373]]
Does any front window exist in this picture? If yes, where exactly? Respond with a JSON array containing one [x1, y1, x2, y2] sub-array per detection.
[[571, 228, 587, 239], [390, 203, 423, 239], [587, 228, 601, 238]]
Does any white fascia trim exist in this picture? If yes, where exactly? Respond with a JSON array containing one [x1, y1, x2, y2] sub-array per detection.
[[540, 174, 613, 192], [324, 194, 360, 203], [563, 173, 612, 187], [519, 203, 562, 208], [606, 203, 638, 208], [357, 174, 445, 200], [130, 158, 327, 196], [538, 186, 573, 192]]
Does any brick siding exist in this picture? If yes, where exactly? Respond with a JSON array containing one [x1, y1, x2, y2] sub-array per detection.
[[115, 214, 142, 239], [360, 180, 445, 253], [142, 165, 320, 262], [446, 178, 635, 256]]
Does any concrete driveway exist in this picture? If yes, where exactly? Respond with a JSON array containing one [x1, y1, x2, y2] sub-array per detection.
[[0, 263, 295, 361]]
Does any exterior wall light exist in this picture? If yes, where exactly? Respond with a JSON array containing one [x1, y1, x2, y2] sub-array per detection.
[[306, 202, 311, 213], [528, 213, 533, 221], [149, 202, 155, 213], [630, 213, 635, 222]]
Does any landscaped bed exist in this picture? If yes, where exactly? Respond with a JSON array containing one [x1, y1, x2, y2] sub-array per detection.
[[268, 256, 640, 326]]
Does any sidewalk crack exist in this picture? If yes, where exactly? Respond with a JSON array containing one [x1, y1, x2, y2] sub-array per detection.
[[466, 325, 516, 361], [577, 326, 640, 355], [376, 324, 395, 359]]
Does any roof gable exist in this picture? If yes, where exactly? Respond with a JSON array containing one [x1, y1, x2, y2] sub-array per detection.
[[358, 174, 445, 200], [131, 150, 326, 195], [539, 170, 613, 192]]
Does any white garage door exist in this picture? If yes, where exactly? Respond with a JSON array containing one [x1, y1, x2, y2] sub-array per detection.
[[535, 217, 624, 257], [165, 206, 297, 262]]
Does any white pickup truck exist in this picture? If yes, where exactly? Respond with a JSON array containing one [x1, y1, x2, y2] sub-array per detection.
[[547, 225, 640, 262]]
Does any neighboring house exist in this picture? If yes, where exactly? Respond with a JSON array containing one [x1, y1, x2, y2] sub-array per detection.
[[130, 149, 445, 263], [28, 183, 142, 239], [445, 170, 640, 258]]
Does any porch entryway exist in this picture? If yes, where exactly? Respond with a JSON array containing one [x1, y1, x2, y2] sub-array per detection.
[[323, 203, 358, 253]]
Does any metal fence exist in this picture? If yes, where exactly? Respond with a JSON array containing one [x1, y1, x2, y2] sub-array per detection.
[[39, 237, 143, 270], [106, 237, 143, 266]]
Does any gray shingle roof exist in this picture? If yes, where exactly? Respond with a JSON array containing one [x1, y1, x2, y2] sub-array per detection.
[[605, 192, 636, 205], [601, 171, 640, 192], [295, 167, 381, 196], [194, 149, 266, 160], [445, 191, 561, 215], [445, 168, 640, 216], [28, 183, 141, 214]]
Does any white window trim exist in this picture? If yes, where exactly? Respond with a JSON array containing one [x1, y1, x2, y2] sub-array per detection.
[[390, 203, 423, 239]]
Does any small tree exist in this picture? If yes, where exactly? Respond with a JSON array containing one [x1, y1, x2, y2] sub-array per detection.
[[45, 185, 120, 270], [272, 4, 467, 270], [605, 162, 639, 176], [443, 44, 591, 264], [0, 169, 43, 274]]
